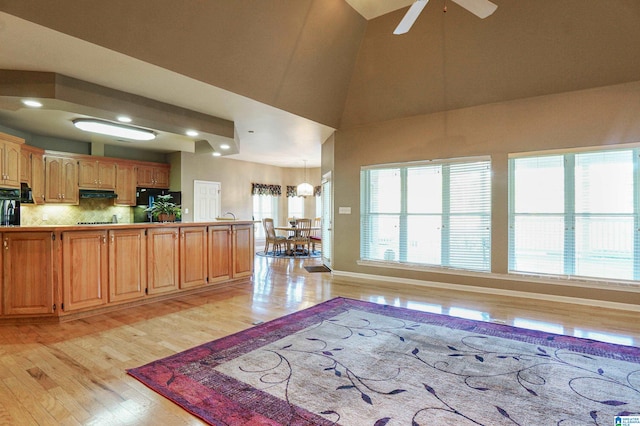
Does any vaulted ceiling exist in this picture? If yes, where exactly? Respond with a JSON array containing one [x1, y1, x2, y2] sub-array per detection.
[[0, 1, 639, 167]]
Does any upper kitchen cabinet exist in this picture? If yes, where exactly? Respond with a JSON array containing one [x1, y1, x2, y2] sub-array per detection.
[[19, 146, 32, 186], [20, 145, 46, 204], [45, 155, 78, 204], [0, 133, 23, 189], [137, 163, 170, 188], [115, 163, 137, 206], [78, 159, 116, 190], [31, 151, 45, 204]]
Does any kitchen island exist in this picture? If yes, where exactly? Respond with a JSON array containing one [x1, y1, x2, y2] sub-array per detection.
[[0, 221, 254, 322]]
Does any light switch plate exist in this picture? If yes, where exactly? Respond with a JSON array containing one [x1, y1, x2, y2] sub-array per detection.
[[338, 207, 351, 214]]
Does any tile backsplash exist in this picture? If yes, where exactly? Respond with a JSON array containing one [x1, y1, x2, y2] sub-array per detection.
[[21, 199, 134, 226]]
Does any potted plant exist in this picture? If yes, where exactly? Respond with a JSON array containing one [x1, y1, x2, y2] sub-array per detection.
[[146, 194, 181, 222]]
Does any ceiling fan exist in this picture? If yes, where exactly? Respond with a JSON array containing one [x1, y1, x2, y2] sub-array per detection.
[[394, 0, 498, 34]]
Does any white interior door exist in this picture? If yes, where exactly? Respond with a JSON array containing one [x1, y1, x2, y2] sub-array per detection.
[[321, 172, 332, 268], [194, 180, 221, 222]]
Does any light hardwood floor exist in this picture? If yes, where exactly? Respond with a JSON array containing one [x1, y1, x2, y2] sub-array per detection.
[[1, 255, 639, 425]]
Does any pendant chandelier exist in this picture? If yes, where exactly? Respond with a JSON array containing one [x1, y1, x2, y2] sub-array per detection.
[[296, 160, 314, 197]]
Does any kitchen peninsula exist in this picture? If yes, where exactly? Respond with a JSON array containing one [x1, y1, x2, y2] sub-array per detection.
[[1, 221, 254, 322]]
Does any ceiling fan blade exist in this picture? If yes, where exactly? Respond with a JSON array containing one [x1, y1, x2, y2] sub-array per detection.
[[393, 0, 429, 35], [450, 0, 497, 19]]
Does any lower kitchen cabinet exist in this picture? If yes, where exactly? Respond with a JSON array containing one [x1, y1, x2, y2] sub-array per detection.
[[147, 227, 180, 295], [232, 224, 254, 278], [209, 225, 231, 283], [2, 232, 54, 315], [62, 230, 109, 311], [109, 229, 146, 303], [180, 226, 208, 289], [0, 222, 255, 321]]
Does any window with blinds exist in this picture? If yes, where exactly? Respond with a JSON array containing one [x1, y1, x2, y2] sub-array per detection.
[[509, 148, 638, 281], [360, 157, 491, 272]]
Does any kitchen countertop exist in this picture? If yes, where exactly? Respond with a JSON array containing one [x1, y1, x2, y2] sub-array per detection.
[[0, 220, 257, 232]]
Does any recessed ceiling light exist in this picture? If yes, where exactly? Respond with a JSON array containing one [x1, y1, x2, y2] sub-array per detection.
[[186, 130, 199, 137], [117, 115, 132, 123], [220, 144, 230, 150], [22, 99, 43, 108], [212, 152, 221, 157], [73, 119, 156, 141]]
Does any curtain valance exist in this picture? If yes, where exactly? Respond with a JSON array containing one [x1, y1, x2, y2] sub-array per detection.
[[251, 183, 281, 196]]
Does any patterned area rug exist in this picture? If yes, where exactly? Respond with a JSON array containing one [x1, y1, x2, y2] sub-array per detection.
[[127, 297, 640, 425]]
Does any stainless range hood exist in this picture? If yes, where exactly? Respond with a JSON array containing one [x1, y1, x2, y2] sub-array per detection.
[[79, 189, 118, 199]]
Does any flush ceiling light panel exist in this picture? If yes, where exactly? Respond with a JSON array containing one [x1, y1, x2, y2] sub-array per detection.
[[73, 118, 156, 141]]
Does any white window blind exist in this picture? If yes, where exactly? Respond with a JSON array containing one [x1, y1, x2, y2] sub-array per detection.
[[361, 157, 491, 272], [509, 148, 639, 280], [287, 196, 305, 220], [253, 195, 278, 239]]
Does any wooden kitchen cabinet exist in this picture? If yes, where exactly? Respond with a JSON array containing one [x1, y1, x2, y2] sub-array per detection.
[[45, 155, 78, 204], [19, 145, 45, 204], [208, 225, 231, 283], [31, 151, 45, 204], [2, 232, 54, 316], [232, 224, 254, 278], [180, 226, 208, 289], [137, 164, 170, 188], [147, 227, 180, 295], [0, 136, 22, 189], [19, 147, 31, 185], [109, 229, 146, 303], [78, 159, 116, 190], [115, 163, 137, 206], [62, 230, 108, 311]]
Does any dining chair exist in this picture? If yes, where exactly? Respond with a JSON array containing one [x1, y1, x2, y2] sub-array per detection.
[[263, 218, 287, 256], [290, 218, 312, 256], [310, 217, 322, 253]]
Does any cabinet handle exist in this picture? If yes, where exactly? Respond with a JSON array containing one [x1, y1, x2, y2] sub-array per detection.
[[111, 234, 115, 243], [3, 239, 8, 250]]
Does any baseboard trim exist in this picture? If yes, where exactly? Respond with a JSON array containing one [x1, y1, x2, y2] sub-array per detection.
[[332, 270, 640, 312]]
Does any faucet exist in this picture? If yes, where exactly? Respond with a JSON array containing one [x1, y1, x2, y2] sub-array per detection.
[[223, 211, 236, 220]]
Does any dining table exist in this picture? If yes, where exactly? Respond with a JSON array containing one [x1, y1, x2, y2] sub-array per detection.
[[274, 225, 320, 255]]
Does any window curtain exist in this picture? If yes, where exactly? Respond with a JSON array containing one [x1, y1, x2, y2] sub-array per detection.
[[251, 183, 281, 196]]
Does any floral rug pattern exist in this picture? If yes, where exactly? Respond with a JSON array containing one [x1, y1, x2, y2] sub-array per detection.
[[127, 297, 640, 425]]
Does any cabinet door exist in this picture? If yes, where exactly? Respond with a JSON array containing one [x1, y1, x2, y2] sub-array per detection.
[[136, 165, 154, 187], [147, 227, 180, 295], [98, 162, 116, 189], [154, 167, 170, 188], [232, 224, 254, 278], [3, 232, 54, 315], [19, 149, 32, 185], [115, 163, 136, 206], [1, 142, 21, 188], [31, 152, 45, 204], [180, 226, 208, 289], [62, 231, 108, 311], [209, 225, 231, 283], [109, 229, 146, 303], [44, 157, 63, 202], [78, 160, 99, 188], [61, 158, 78, 203]]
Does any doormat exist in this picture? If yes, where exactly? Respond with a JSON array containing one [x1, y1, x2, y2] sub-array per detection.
[[304, 265, 331, 273]]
